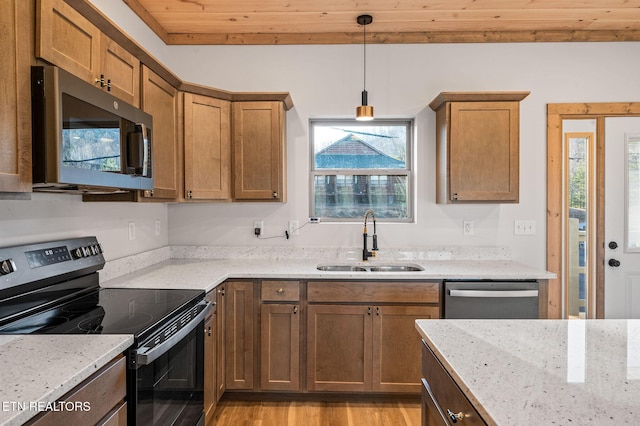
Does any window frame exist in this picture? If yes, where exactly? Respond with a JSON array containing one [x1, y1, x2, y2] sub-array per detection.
[[309, 118, 414, 223]]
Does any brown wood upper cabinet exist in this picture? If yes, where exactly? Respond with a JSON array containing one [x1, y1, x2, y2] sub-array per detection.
[[232, 101, 286, 202], [0, 0, 32, 193], [429, 92, 529, 203], [184, 94, 231, 201], [37, 0, 140, 106], [140, 66, 180, 200]]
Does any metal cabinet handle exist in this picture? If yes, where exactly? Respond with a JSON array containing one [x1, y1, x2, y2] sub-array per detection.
[[277, 288, 284, 294], [273, 191, 278, 198], [447, 409, 465, 423], [376, 307, 380, 316], [449, 289, 538, 298], [293, 306, 298, 314], [206, 326, 212, 337], [368, 307, 371, 315]]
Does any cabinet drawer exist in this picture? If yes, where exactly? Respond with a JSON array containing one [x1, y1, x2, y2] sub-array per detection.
[[261, 280, 300, 301], [422, 341, 486, 425], [308, 281, 439, 304], [28, 355, 126, 426]]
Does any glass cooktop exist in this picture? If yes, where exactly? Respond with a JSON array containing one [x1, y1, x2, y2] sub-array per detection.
[[0, 288, 204, 342]]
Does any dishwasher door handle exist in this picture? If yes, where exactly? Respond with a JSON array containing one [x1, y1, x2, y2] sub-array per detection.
[[448, 289, 538, 298]]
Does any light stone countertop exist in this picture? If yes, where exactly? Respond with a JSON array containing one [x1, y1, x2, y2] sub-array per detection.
[[0, 334, 133, 426], [0, 247, 554, 426], [100, 257, 556, 293], [415, 319, 640, 426]]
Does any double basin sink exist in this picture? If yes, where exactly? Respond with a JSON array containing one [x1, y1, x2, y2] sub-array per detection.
[[317, 264, 424, 272]]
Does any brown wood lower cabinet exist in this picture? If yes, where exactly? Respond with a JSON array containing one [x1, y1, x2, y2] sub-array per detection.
[[307, 303, 439, 393], [307, 281, 441, 394], [260, 303, 300, 391], [307, 304, 372, 392], [204, 292, 217, 426], [27, 355, 127, 426], [215, 279, 441, 399], [421, 340, 486, 426], [224, 280, 256, 390]]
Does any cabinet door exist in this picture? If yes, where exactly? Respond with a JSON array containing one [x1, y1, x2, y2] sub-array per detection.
[[184, 93, 231, 200], [216, 286, 226, 400], [260, 303, 300, 391], [232, 101, 285, 201], [203, 308, 216, 425], [141, 66, 180, 200], [101, 34, 140, 106], [36, 0, 101, 84], [224, 281, 256, 390], [0, 0, 31, 193], [373, 305, 439, 393], [449, 101, 519, 202], [306, 304, 372, 392]]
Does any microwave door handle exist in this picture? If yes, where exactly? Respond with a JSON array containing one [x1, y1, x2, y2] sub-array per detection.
[[126, 124, 149, 176], [138, 123, 149, 177]]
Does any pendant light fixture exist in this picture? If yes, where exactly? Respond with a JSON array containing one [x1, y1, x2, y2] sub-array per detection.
[[356, 14, 374, 121]]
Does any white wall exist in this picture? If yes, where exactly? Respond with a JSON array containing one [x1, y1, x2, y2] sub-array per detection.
[[0, 193, 168, 261], [164, 41, 640, 269], [3, 0, 639, 269]]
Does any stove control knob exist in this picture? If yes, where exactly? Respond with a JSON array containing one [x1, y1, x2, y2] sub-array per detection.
[[72, 247, 85, 259], [0, 259, 16, 275]]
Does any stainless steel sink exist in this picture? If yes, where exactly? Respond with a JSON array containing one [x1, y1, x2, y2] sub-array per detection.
[[316, 265, 368, 272], [316, 264, 423, 272], [368, 264, 424, 272]]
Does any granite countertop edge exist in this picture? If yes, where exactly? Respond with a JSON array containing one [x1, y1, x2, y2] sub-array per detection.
[[0, 335, 134, 426]]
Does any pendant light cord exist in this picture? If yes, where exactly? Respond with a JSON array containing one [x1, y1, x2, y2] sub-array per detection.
[[363, 21, 367, 93]]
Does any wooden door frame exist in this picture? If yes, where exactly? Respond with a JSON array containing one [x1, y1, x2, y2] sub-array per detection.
[[547, 103, 640, 319]]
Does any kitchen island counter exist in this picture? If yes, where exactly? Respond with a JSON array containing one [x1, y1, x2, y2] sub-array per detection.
[[0, 334, 133, 426], [415, 319, 640, 425]]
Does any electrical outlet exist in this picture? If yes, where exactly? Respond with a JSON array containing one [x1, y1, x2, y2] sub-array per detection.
[[288, 220, 299, 236], [128, 221, 136, 241], [514, 220, 536, 235], [254, 220, 264, 237], [155, 220, 161, 236], [463, 220, 474, 236]]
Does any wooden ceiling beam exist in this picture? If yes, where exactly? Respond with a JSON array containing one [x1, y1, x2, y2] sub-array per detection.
[[167, 29, 640, 45]]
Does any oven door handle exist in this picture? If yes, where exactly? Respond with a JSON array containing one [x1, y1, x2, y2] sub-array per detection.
[[448, 289, 538, 298], [135, 300, 212, 367]]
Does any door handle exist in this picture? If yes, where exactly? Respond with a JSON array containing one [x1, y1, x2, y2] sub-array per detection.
[[609, 241, 618, 249], [609, 258, 621, 267]]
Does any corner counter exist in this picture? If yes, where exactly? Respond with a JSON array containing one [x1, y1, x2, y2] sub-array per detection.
[[0, 335, 133, 426], [415, 319, 640, 425]]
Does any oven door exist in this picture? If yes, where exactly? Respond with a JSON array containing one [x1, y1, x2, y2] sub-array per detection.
[[129, 302, 211, 426]]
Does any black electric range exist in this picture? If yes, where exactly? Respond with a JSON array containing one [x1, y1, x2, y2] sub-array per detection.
[[0, 237, 211, 426]]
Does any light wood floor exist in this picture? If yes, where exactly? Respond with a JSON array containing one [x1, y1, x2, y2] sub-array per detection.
[[212, 399, 421, 426]]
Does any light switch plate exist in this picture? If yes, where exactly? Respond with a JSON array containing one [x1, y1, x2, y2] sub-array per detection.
[[514, 220, 536, 235]]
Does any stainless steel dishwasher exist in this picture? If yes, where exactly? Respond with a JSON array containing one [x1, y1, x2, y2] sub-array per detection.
[[444, 280, 539, 319]]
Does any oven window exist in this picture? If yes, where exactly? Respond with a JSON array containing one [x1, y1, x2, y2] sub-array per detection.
[[135, 322, 204, 425], [62, 93, 122, 172]]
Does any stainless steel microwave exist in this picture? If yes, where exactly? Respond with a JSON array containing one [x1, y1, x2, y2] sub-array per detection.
[[31, 65, 153, 193]]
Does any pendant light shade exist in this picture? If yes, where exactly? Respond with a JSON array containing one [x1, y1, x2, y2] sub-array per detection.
[[356, 15, 374, 121]]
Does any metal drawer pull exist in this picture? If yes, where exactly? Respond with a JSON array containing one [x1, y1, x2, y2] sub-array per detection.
[[449, 289, 538, 298], [447, 409, 465, 423], [277, 288, 284, 294]]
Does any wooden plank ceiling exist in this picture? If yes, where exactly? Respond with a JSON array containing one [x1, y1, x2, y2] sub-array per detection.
[[122, 0, 640, 45]]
